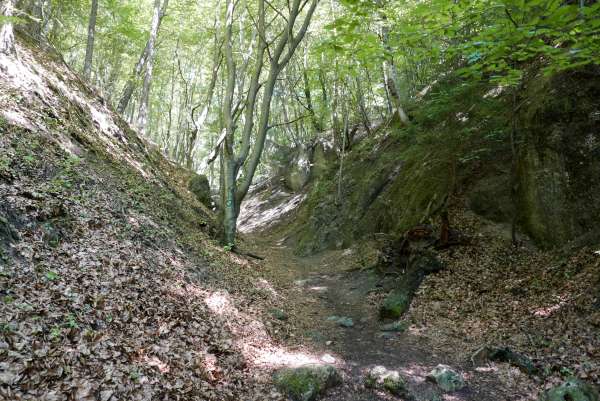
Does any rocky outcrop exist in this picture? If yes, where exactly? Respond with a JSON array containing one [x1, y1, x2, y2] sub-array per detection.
[[516, 67, 600, 248], [188, 172, 211, 206]]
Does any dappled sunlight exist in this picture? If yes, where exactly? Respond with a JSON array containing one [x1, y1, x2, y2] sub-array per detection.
[[239, 189, 307, 233], [256, 278, 279, 297], [398, 363, 431, 384], [169, 283, 337, 371], [247, 344, 323, 368], [205, 291, 234, 316], [0, 43, 151, 179], [532, 294, 569, 318], [143, 355, 170, 374]]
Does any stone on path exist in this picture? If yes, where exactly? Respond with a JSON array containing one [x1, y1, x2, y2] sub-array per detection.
[[539, 378, 599, 401], [270, 308, 289, 321], [426, 364, 465, 392], [364, 365, 408, 396], [326, 315, 354, 327], [273, 364, 342, 401], [380, 321, 409, 332]]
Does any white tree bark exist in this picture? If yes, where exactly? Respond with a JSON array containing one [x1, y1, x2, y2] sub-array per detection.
[[0, 0, 16, 56]]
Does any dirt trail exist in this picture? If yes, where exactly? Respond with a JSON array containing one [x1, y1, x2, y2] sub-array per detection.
[[246, 232, 512, 401]]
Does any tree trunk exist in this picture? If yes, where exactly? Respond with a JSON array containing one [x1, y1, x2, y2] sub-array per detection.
[[377, 0, 410, 125], [216, 0, 318, 245], [303, 45, 321, 133], [83, 0, 98, 80], [0, 0, 16, 55], [355, 73, 371, 135], [117, 0, 167, 115], [136, 0, 168, 135], [117, 42, 149, 114]]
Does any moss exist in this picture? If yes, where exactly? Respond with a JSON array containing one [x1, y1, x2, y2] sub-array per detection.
[[380, 290, 411, 319], [273, 365, 341, 401], [539, 378, 599, 401]]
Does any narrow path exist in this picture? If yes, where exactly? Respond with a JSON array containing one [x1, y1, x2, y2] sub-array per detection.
[[246, 234, 507, 401]]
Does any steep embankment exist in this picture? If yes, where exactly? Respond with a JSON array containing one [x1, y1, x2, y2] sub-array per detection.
[[0, 39, 321, 401]]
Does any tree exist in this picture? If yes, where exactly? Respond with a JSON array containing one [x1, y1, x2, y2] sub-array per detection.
[[217, 0, 319, 245], [136, 0, 169, 134], [83, 0, 98, 80], [117, 0, 168, 116], [0, 0, 16, 55]]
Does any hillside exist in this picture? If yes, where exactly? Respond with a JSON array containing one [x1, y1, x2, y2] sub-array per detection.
[[0, 38, 308, 401]]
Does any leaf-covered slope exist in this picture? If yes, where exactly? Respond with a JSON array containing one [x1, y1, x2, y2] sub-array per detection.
[[0, 39, 290, 400]]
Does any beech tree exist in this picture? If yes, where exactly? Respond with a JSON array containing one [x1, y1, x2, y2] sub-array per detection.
[[0, 0, 16, 55], [217, 0, 319, 245], [82, 0, 98, 80]]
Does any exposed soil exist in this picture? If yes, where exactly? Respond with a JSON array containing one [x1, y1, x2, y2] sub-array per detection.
[[243, 220, 529, 400]]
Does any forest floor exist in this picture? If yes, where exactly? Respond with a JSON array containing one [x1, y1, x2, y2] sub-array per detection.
[[239, 182, 600, 401]]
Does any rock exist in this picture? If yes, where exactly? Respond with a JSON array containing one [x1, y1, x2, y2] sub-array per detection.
[[326, 316, 354, 328], [270, 308, 289, 321], [471, 346, 538, 375], [539, 377, 599, 401], [364, 365, 408, 396], [188, 173, 211, 206], [380, 321, 409, 332], [380, 290, 410, 319], [321, 354, 336, 364], [426, 365, 465, 392], [273, 364, 342, 401]]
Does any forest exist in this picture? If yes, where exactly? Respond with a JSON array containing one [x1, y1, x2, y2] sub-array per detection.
[[1, 0, 600, 400]]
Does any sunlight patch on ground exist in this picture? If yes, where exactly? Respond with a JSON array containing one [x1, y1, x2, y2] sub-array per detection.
[[249, 344, 323, 368], [532, 294, 569, 318], [176, 285, 337, 371], [398, 363, 430, 384], [204, 291, 233, 316], [144, 355, 170, 374], [256, 278, 279, 297]]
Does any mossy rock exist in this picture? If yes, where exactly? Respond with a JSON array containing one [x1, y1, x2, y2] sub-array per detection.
[[380, 321, 409, 332], [273, 364, 342, 401], [364, 365, 408, 396], [380, 289, 411, 319], [188, 173, 211, 206], [427, 365, 465, 392], [539, 378, 599, 401], [270, 308, 288, 321]]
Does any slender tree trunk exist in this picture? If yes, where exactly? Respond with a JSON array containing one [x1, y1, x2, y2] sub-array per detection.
[[83, 0, 98, 80], [117, 42, 149, 113], [137, 0, 168, 135], [303, 45, 321, 133], [0, 0, 16, 55], [221, 0, 238, 244], [117, 0, 167, 115], [355, 73, 371, 135], [376, 0, 410, 124]]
